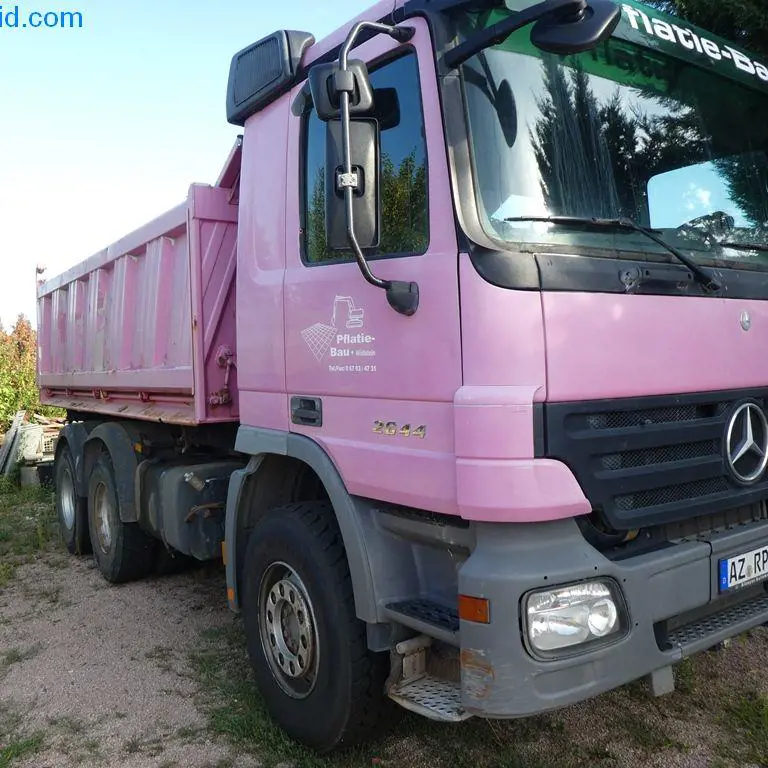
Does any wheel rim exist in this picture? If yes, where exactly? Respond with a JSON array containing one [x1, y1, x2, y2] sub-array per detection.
[[258, 562, 319, 699], [92, 482, 113, 555], [60, 466, 76, 531]]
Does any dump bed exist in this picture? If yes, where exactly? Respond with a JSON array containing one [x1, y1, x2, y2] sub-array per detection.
[[37, 143, 241, 426]]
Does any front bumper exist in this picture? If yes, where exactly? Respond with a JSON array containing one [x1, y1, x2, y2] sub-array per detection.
[[458, 517, 768, 717]]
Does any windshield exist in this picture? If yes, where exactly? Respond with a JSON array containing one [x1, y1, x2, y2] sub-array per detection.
[[452, 2, 768, 269]]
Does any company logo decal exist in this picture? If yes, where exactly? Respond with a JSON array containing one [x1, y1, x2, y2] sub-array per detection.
[[301, 296, 377, 373], [622, 4, 768, 85]]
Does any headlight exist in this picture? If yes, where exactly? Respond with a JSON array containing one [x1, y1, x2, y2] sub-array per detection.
[[524, 580, 626, 657]]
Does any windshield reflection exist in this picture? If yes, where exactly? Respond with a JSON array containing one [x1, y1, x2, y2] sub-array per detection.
[[461, 32, 768, 267]]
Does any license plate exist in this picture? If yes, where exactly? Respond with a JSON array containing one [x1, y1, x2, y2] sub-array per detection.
[[719, 545, 768, 592]]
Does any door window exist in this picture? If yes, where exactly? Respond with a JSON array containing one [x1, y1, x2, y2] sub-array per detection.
[[302, 52, 429, 264]]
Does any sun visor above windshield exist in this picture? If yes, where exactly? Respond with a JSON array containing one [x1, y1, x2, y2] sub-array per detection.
[[484, 1, 768, 93]]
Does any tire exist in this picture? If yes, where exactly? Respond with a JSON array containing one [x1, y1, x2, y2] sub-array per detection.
[[241, 501, 396, 753], [87, 453, 155, 583], [55, 445, 91, 555]]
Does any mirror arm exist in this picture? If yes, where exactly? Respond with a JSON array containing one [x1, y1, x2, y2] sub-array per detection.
[[444, 0, 585, 69], [337, 21, 420, 318]]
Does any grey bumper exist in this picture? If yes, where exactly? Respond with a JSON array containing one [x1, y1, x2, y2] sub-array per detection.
[[458, 517, 768, 717]]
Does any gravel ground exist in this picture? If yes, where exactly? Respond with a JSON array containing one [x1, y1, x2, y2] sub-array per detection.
[[2, 541, 768, 768], [0, 553, 248, 768]]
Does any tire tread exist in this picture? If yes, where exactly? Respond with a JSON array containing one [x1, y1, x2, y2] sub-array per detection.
[[88, 453, 154, 584], [243, 500, 398, 751]]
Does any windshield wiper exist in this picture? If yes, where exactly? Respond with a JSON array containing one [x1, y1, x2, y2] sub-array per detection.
[[504, 215, 722, 293]]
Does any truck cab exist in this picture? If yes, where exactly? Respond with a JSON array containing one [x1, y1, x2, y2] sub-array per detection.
[[39, 0, 768, 753]]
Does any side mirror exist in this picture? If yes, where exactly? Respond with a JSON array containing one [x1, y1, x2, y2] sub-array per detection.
[[530, 0, 621, 55], [370, 87, 401, 131], [309, 60, 374, 121], [306, 19, 419, 318], [325, 119, 380, 250], [496, 79, 518, 148], [446, 0, 620, 69]]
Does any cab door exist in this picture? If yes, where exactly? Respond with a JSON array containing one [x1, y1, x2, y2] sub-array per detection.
[[283, 18, 462, 515]]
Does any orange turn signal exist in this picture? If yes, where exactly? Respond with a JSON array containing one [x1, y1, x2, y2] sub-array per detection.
[[458, 594, 491, 624]]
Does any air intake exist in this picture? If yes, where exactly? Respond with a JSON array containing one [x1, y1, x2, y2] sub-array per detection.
[[226, 30, 315, 126]]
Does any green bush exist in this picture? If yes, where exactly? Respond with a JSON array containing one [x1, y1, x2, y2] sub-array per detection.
[[0, 315, 64, 431]]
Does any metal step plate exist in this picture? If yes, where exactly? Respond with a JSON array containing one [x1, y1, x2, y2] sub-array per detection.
[[388, 675, 472, 722], [387, 598, 460, 633]]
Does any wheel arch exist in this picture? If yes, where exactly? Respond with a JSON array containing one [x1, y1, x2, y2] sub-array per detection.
[[226, 427, 378, 623], [83, 421, 142, 523], [55, 422, 92, 498]]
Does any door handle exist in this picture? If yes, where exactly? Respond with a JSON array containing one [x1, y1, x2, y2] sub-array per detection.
[[291, 397, 323, 427]]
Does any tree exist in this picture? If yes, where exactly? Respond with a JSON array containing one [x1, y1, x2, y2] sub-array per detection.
[[644, 1, 768, 59], [532, 60, 621, 218], [0, 315, 62, 431], [379, 150, 428, 255], [306, 149, 428, 262], [715, 154, 768, 228], [531, 59, 667, 221], [530, 42, 768, 229]]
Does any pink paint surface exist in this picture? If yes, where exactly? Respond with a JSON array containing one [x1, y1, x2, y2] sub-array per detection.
[[544, 292, 768, 401], [457, 458, 591, 522], [38, 171, 240, 425], [40, 0, 765, 529], [459, 255, 547, 395], [235, 93, 292, 432], [283, 19, 462, 516]]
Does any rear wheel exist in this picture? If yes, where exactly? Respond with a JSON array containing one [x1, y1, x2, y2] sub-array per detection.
[[241, 501, 396, 752], [55, 445, 90, 555], [87, 453, 155, 583]]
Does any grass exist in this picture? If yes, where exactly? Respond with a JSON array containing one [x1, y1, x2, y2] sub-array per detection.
[[0, 734, 44, 768], [189, 619, 768, 768], [145, 645, 176, 674], [44, 716, 104, 765], [719, 690, 768, 765], [0, 477, 57, 587], [0, 645, 41, 678], [0, 702, 45, 768], [123, 732, 169, 759], [189, 622, 620, 768], [0, 469, 765, 767]]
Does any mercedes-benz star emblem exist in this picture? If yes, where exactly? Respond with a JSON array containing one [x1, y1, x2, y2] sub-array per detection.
[[725, 403, 768, 484], [741, 311, 752, 331]]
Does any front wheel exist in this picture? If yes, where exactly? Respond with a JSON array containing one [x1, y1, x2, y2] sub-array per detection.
[[241, 501, 396, 752]]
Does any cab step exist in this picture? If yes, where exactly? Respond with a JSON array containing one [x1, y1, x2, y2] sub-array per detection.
[[386, 634, 471, 722], [388, 675, 471, 722], [384, 598, 459, 645]]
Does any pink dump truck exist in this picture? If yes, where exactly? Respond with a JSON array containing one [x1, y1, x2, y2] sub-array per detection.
[[37, 0, 768, 752]]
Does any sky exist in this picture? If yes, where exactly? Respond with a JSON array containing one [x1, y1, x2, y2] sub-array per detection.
[[649, 162, 749, 229], [0, 0, 377, 328]]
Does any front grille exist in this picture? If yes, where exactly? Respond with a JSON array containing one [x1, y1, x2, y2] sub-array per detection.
[[541, 388, 768, 530], [601, 440, 719, 471], [661, 503, 768, 541], [587, 404, 718, 431], [615, 477, 730, 512]]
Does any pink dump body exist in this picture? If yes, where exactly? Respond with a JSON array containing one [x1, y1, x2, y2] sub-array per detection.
[[37, 147, 241, 425]]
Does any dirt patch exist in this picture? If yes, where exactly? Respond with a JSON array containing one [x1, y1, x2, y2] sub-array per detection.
[[1, 488, 768, 767], [0, 555, 247, 768]]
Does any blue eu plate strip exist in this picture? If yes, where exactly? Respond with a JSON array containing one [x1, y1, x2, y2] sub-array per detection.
[[719, 559, 729, 591]]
